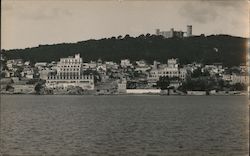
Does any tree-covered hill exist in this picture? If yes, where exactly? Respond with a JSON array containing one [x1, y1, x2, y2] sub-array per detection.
[[1, 34, 247, 67]]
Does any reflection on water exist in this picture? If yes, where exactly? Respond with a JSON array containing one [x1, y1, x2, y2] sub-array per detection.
[[0, 95, 249, 156]]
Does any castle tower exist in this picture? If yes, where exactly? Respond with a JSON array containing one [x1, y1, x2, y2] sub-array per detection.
[[156, 29, 160, 35], [187, 25, 192, 37]]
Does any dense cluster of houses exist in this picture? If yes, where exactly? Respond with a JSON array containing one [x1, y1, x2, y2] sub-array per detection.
[[0, 53, 248, 95]]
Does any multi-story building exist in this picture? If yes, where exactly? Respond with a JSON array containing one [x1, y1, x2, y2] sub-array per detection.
[[148, 58, 187, 84], [46, 54, 94, 90]]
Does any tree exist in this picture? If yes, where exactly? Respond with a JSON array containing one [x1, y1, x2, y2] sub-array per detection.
[[232, 83, 246, 91], [117, 35, 122, 40], [83, 69, 101, 83], [124, 34, 131, 39], [156, 76, 170, 90], [2, 35, 246, 67], [6, 84, 14, 92], [191, 68, 202, 78], [0, 72, 6, 78], [34, 83, 43, 94]]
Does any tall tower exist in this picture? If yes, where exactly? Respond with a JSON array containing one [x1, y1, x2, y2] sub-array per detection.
[[187, 25, 192, 37], [156, 29, 160, 35], [170, 28, 174, 37]]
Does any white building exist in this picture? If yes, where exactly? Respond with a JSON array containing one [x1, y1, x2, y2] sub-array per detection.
[[222, 73, 247, 84], [230, 74, 247, 84], [121, 59, 132, 68], [156, 28, 184, 38], [82, 61, 97, 70], [117, 78, 127, 93], [148, 58, 187, 83], [39, 68, 56, 80], [135, 60, 147, 67], [35, 62, 47, 68], [46, 54, 94, 90], [6, 59, 23, 69], [24, 61, 30, 66], [203, 64, 224, 76], [105, 61, 119, 69]]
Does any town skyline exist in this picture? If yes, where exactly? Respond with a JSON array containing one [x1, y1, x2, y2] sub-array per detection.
[[2, 0, 249, 50], [1, 53, 247, 95]]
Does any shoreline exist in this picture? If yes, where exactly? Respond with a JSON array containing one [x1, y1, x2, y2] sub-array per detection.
[[0, 92, 247, 96]]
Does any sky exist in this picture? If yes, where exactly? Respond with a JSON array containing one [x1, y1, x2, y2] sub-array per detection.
[[1, 0, 249, 50]]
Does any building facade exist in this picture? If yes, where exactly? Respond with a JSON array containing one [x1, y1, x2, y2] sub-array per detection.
[[121, 59, 132, 68], [186, 25, 192, 37], [156, 25, 192, 38], [46, 54, 94, 90], [156, 28, 184, 38], [148, 58, 187, 83]]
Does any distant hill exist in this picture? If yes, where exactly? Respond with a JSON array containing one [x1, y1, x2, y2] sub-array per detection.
[[1, 34, 247, 67]]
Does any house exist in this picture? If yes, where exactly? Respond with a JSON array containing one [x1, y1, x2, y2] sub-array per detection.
[[121, 59, 132, 68], [222, 73, 247, 84], [82, 61, 97, 70], [135, 60, 147, 67], [117, 78, 127, 93], [4, 70, 15, 77]]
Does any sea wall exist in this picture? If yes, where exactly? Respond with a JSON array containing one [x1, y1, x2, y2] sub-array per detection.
[[126, 89, 161, 94]]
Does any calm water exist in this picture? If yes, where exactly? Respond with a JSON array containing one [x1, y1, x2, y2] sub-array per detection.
[[0, 95, 249, 156]]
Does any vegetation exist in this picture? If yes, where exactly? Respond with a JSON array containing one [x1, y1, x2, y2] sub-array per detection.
[[82, 69, 101, 83], [156, 76, 170, 90], [6, 84, 14, 92], [179, 77, 216, 92], [34, 80, 46, 94], [2, 34, 247, 67], [191, 67, 210, 78], [179, 77, 247, 92]]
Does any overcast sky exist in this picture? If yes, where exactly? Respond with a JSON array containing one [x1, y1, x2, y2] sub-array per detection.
[[1, 0, 249, 50]]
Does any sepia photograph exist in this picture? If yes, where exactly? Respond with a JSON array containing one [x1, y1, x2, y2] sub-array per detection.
[[0, 0, 249, 155]]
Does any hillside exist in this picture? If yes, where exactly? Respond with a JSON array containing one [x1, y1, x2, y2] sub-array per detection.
[[1, 34, 247, 67]]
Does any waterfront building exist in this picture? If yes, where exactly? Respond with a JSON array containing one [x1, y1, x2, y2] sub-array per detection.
[[230, 74, 247, 84], [222, 73, 247, 84], [46, 54, 94, 90], [148, 58, 187, 84], [39, 68, 56, 80], [13, 84, 35, 94], [203, 64, 224, 76], [117, 78, 127, 93]]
